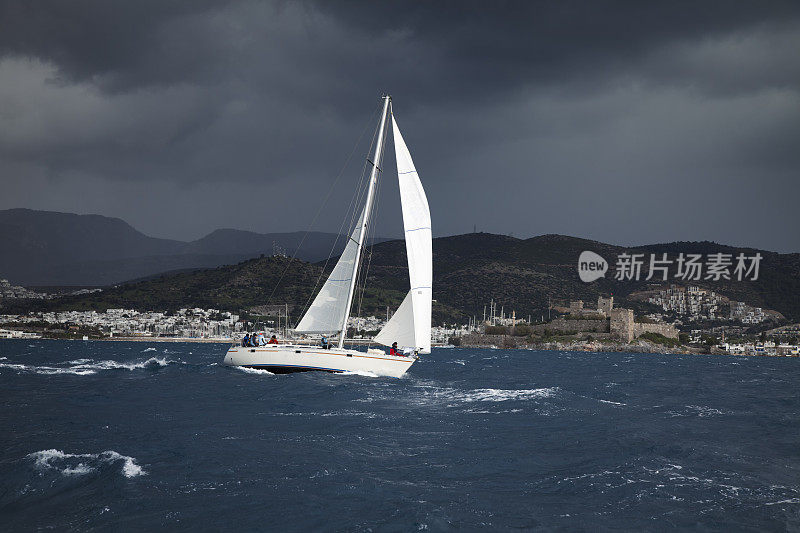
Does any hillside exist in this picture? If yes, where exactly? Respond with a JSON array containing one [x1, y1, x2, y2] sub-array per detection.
[[4, 233, 799, 324], [359, 233, 800, 323], [0, 209, 389, 285]]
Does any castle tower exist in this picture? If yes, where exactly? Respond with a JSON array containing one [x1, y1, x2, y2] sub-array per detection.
[[609, 308, 634, 342], [597, 296, 614, 315]]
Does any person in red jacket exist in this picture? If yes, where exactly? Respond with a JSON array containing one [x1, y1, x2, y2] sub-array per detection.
[[389, 342, 401, 356], [268, 335, 279, 344]]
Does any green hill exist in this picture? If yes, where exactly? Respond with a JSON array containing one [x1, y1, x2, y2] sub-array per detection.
[[3, 233, 799, 325]]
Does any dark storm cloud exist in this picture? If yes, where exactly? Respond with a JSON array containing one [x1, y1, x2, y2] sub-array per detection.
[[5, 2, 797, 98], [0, 1, 799, 250]]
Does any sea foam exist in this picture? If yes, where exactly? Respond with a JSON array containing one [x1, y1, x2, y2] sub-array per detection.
[[401, 383, 559, 407], [0, 362, 97, 375], [1, 356, 180, 376], [28, 449, 146, 478], [236, 366, 275, 375], [339, 370, 380, 378], [73, 357, 175, 371]]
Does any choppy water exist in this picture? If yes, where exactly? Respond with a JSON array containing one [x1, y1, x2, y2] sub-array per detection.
[[1, 340, 798, 531]]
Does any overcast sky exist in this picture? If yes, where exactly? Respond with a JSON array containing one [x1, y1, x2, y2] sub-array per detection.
[[1, 1, 799, 251]]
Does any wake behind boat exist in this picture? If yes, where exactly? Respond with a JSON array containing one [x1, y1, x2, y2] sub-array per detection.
[[223, 95, 432, 377]]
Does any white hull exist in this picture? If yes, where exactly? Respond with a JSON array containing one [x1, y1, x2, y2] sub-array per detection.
[[223, 344, 417, 378]]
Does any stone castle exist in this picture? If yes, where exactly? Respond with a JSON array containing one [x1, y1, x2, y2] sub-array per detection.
[[535, 296, 678, 342]]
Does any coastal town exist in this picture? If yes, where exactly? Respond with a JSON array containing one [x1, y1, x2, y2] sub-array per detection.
[[1, 291, 797, 356], [0, 307, 468, 346], [645, 284, 770, 324]]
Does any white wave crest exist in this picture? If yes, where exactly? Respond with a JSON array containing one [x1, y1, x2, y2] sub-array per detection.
[[28, 449, 146, 478], [74, 357, 174, 371], [320, 410, 380, 418], [0, 362, 97, 375], [142, 347, 157, 352], [458, 388, 557, 402], [667, 405, 730, 418], [338, 370, 379, 378], [406, 384, 559, 407], [766, 498, 800, 505], [686, 405, 728, 417], [598, 399, 626, 406], [62, 463, 95, 475], [464, 408, 523, 414], [1, 356, 180, 376], [236, 366, 274, 375]]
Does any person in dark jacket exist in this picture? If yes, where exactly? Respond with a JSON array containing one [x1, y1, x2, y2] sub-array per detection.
[[242, 333, 249, 347]]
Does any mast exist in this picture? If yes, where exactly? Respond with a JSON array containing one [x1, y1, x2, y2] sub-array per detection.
[[338, 95, 391, 349]]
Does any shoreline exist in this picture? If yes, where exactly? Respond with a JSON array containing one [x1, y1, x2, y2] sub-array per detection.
[[455, 340, 798, 357], [4, 337, 795, 357]]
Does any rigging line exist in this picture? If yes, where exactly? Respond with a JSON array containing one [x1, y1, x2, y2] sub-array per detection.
[[339, 111, 383, 252], [356, 133, 385, 318], [356, 174, 380, 319], [315, 130, 377, 334], [337, 161, 376, 339], [296, 106, 383, 328], [355, 167, 378, 318], [356, 116, 390, 319], [299, 142, 374, 332], [263, 103, 380, 322]]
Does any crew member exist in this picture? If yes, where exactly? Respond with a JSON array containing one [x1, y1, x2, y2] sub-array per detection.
[[321, 336, 330, 349], [389, 342, 400, 356], [242, 333, 249, 347], [268, 335, 278, 344]]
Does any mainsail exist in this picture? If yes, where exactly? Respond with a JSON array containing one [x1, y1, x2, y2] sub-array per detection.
[[295, 207, 366, 333], [374, 114, 432, 353]]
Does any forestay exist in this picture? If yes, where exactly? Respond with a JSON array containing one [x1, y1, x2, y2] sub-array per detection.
[[295, 208, 366, 333]]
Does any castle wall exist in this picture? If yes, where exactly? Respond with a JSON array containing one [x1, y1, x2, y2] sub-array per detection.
[[475, 306, 677, 345], [530, 318, 609, 334], [633, 323, 679, 339], [569, 300, 585, 312]]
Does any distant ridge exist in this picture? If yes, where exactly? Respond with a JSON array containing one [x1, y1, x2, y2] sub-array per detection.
[[0, 209, 390, 285], [5, 231, 799, 324]]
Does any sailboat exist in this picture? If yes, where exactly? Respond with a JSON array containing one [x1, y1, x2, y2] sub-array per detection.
[[223, 95, 431, 378]]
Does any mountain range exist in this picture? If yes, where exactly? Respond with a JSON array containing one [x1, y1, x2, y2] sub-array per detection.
[[4, 223, 799, 325], [0, 209, 389, 286]]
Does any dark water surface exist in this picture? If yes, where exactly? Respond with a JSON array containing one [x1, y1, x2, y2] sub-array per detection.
[[1, 340, 798, 531]]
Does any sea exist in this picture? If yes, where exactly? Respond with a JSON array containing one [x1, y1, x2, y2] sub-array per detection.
[[1, 340, 798, 531]]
